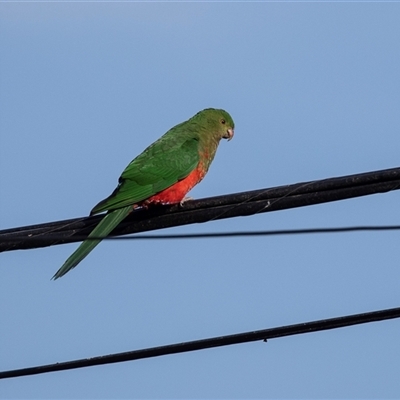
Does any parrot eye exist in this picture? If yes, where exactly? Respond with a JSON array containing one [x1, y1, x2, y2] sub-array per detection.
[[220, 119, 226, 124]]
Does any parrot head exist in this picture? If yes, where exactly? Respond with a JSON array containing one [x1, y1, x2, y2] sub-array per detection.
[[194, 108, 235, 142]]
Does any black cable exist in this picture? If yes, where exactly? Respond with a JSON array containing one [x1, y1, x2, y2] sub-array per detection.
[[1, 166, 400, 252], [1, 306, 399, 380], [1, 225, 400, 243]]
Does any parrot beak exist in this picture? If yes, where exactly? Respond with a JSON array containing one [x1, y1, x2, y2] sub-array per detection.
[[224, 128, 234, 141]]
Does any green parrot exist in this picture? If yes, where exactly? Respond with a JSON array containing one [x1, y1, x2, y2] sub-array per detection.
[[53, 108, 235, 279]]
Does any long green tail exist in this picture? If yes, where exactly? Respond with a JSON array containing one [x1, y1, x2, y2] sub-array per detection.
[[52, 206, 132, 280]]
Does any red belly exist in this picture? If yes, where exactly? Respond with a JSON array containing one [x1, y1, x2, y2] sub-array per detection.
[[143, 167, 205, 205]]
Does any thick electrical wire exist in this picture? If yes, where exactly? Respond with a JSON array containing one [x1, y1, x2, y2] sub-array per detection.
[[1, 306, 399, 380], [1, 166, 400, 252], [1, 167, 400, 380]]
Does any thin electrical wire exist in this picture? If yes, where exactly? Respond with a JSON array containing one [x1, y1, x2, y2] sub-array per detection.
[[1, 306, 399, 380], [1, 166, 400, 252], [1, 225, 400, 242], [2, 167, 400, 380]]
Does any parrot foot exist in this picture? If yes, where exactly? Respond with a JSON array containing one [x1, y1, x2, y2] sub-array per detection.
[[140, 199, 171, 209], [180, 196, 194, 207]]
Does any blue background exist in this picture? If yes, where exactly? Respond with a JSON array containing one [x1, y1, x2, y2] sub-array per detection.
[[1, 2, 400, 398]]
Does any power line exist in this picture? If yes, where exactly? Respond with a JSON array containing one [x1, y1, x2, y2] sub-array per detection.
[[1, 306, 399, 380], [1, 225, 400, 243], [1, 166, 400, 252]]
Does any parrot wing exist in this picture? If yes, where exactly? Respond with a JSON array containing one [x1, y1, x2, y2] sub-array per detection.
[[53, 137, 199, 279], [91, 136, 200, 214]]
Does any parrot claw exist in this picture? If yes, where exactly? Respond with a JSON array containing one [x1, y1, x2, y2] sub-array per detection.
[[180, 196, 194, 206]]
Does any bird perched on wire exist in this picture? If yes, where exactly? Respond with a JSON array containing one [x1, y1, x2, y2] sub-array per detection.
[[53, 108, 235, 279]]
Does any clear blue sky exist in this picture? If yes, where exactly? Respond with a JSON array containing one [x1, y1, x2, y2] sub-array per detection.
[[1, 2, 400, 398]]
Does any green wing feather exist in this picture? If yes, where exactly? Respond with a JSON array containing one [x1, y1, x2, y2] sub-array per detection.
[[91, 136, 200, 214], [54, 109, 234, 279], [54, 130, 200, 279], [52, 206, 131, 279]]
